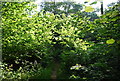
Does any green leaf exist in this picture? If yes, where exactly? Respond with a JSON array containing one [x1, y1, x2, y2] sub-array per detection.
[[90, 1, 97, 5], [106, 39, 115, 44], [84, 6, 94, 12], [117, 40, 120, 44], [84, 1, 88, 4]]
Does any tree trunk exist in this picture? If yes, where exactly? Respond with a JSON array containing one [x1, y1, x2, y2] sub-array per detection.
[[101, 0, 104, 15]]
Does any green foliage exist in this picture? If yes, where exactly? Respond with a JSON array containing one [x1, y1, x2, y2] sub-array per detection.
[[106, 39, 115, 44], [1, 1, 120, 81], [84, 6, 94, 12], [90, 1, 97, 5], [40, 1, 83, 15]]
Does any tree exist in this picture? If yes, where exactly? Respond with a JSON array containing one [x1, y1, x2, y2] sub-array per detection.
[[40, 1, 83, 15]]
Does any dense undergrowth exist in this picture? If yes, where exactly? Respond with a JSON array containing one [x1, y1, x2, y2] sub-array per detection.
[[1, 1, 120, 81]]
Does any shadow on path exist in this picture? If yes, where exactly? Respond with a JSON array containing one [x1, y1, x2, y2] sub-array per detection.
[[51, 60, 60, 81]]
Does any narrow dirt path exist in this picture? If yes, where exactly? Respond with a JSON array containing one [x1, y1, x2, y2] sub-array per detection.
[[51, 61, 60, 81]]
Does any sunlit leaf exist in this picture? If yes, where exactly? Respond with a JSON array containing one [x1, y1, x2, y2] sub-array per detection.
[[106, 39, 115, 44], [84, 6, 94, 12]]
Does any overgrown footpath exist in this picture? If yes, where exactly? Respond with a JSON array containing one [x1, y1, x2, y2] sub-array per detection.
[[1, 2, 120, 81]]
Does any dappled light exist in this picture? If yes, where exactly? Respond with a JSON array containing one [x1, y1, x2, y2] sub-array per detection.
[[1, 0, 120, 81]]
